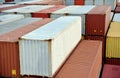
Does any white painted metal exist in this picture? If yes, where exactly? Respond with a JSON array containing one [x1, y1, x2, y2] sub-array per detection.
[[113, 14, 120, 22], [105, 0, 117, 11], [85, 0, 94, 5], [2, 5, 54, 17], [110, 12, 114, 21], [19, 16, 82, 77], [51, 5, 95, 35], [17, 0, 43, 4], [0, 17, 41, 35], [65, 0, 74, 5], [0, 14, 24, 25], [0, 4, 16, 8]]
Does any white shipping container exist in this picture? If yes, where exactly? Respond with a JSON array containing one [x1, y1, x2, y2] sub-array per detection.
[[0, 17, 41, 35], [51, 5, 95, 35], [113, 13, 120, 22], [2, 5, 54, 17], [19, 16, 82, 77], [85, 0, 94, 5], [105, 0, 117, 11], [0, 14, 24, 25], [65, 0, 74, 5]]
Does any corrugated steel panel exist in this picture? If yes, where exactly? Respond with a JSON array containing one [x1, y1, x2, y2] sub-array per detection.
[[32, 5, 66, 18], [85, 0, 93, 5], [117, 2, 120, 7], [102, 64, 120, 78], [106, 22, 120, 58], [0, 14, 24, 25], [86, 5, 111, 36], [17, 0, 43, 4], [19, 16, 82, 77], [55, 40, 102, 78], [113, 13, 120, 22], [65, 0, 74, 5], [106, 58, 120, 65], [75, 0, 84, 5], [0, 18, 54, 77], [51, 5, 95, 35], [85, 35, 105, 61], [2, 5, 55, 17]]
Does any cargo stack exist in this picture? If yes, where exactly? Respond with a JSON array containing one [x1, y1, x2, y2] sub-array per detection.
[[85, 6, 111, 62], [55, 40, 102, 78], [115, 1, 120, 13], [1, 5, 55, 17], [51, 5, 95, 35], [32, 5, 66, 18], [106, 17, 120, 65], [19, 16, 81, 78], [0, 17, 54, 78]]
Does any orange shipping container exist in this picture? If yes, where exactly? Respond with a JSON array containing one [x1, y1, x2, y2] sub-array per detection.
[[55, 40, 102, 78], [0, 18, 54, 78]]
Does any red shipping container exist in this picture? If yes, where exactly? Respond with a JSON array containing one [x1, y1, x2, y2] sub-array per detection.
[[55, 40, 102, 78], [115, 6, 120, 13], [85, 35, 106, 62], [0, 4, 27, 12], [106, 58, 120, 65], [117, 2, 120, 7], [102, 64, 120, 78], [75, 0, 84, 5], [86, 5, 111, 36], [5, 0, 13, 2], [32, 5, 66, 18], [0, 18, 54, 78]]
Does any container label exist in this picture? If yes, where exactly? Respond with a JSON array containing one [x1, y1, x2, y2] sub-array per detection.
[[94, 29, 96, 33], [12, 70, 16, 75]]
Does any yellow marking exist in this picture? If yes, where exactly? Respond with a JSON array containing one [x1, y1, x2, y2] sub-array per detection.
[[12, 70, 16, 75]]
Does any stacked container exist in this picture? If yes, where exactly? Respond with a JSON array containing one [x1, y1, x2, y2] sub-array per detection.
[[106, 22, 120, 65], [0, 14, 24, 25], [0, 17, 54, 78], [51, 5, 95, 35], [102, 64, 120, 78], [1, 5, 55, 17], [19, 16, 81, 77], [22, 0, 64, 5], [55, 40, 102, 78], [85, 5, 111, 61], [32, 5, 66, 18], [65, 0, 84, 5]]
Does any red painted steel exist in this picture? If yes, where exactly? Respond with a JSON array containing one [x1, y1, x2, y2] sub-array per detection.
[[117, 2, 120, 7], [0, 18, 54, 78], [115, 6, 120, 13], [102, 64, 120, 78], [86, 6, 111, 36], [5, 0, 13, 2], [55, 40, 102, 78], [85, 35, 106, 61], [0, 4, 27, 12], [75, 0, 84, 5], [32, 5, 66, 18], [106, 58, 120, 65]]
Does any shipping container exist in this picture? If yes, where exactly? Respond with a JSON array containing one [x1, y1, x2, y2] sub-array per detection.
[[113, 13, 120, 22], [2, 5, 55, 17], [75, 0, 84, 5], [19, 16, 82, 77], [85, 35, 106, 61], [51, 5, 95, 35], [115, 6, 120, 13], [55, 40, 102, 78], [0, 4, 27, 12], [23, 0, 64, 5], [110, 12, 114, 21], [0, 17, 54, 78], [86, 5, 111, 36], [32, 5, 66, 18], [105, 0, 117, 11], [117, 2, 120, 7], [101, 64, 120, 78], [0, 14, 24, 25], [106, 58, 120, 65], [106, 22, 120, 58]]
